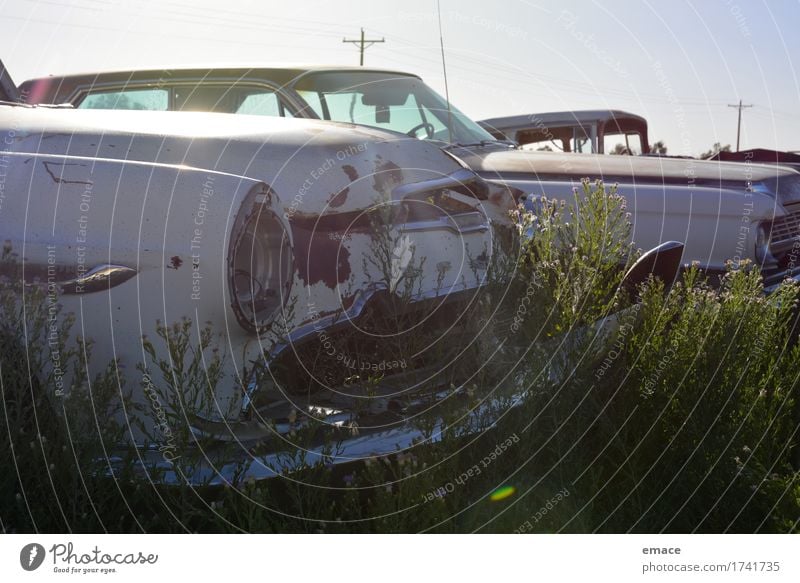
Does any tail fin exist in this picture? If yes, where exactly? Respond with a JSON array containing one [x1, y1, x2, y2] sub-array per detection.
[[0, 59, 21, 102]]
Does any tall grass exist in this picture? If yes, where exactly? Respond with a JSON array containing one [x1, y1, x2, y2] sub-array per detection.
[[1, 181, 798, 533]]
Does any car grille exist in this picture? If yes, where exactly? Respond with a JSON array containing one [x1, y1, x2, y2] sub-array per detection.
[[771, 211, 800, 245]]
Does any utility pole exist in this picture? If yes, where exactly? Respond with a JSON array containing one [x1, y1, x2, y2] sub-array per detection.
[[343, 28, 385, 66], [728, 99, 753, 152]]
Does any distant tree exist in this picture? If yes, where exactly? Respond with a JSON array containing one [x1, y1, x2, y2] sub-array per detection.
[[536, 144, 553, 152], [610, 143, 631, 155], [700, 142, 732, 159], [650, 140, 668, 155]]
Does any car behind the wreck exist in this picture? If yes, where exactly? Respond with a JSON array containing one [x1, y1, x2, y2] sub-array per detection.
[[0, 99, 523, 482]]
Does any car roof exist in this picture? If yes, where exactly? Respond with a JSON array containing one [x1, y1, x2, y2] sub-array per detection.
[[480, 109, 648, 132], [20, 64, 420, 98]]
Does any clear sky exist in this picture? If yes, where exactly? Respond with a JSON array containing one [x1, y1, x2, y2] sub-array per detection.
[[1, 0, 798, 156]]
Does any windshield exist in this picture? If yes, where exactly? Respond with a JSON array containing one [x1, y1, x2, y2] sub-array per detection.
[[293, 71, 496, 145]]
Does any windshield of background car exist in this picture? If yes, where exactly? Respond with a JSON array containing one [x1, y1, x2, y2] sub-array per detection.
[[293, 71, 496, 145]]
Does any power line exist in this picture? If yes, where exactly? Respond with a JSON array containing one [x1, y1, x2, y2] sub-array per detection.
[[342, 28, 385, 66], [728, 99, 753, 151]]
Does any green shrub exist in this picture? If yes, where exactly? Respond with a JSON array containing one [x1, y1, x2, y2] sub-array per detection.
[[1, 180, 798, 533]]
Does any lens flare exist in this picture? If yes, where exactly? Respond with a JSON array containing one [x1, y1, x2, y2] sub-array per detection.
[[489, 486, 516, 502]]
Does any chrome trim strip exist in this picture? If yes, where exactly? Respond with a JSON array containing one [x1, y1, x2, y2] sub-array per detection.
[[391, 168, 482, 201], [399, 212, 489, 235], [59, 264, 137, 294]]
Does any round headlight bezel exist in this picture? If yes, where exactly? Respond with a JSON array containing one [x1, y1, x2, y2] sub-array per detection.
[[755, 222, 773, 265]]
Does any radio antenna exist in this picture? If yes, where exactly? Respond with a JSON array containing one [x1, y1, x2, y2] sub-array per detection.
[[437, 0, 453, 144]]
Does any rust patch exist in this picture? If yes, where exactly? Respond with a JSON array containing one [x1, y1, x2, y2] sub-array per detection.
[[342, 164, 359, 182], [340, 292, 358, 311], [291, 222, 352, 289], [372, 156, 403, 196], [168, 255, 183, 270], [327, 187, 349, 209]]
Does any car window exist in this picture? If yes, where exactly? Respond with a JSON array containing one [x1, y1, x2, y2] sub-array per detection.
[[78, 84, 295, 117], [314, 90, 424, 133], [174, 85, 294, 117], [294, 72, 496, 144], [604, 132, 643, 155], [78, 88, 168, 111], [236, 91, 291, 117]]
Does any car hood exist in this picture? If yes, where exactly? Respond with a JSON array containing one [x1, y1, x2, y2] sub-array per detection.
[[456, 147, 798, 188], [0, 105, 471, 216]]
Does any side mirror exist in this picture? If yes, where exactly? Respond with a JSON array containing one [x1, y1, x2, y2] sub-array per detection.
[[621, 240, 684, 297]]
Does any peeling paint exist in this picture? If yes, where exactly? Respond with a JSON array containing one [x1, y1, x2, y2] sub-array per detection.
[[168, 255, 183, 270], [291, 221, 352, 289], [292, 226, 352, 289], [372, 156, 403, 196], [342, 164, 359, 182], [327, 187, 349, 208]]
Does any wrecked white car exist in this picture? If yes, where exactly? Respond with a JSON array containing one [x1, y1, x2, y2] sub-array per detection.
[[1, 76, 525, 481], [22, 65, 800, 291]]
